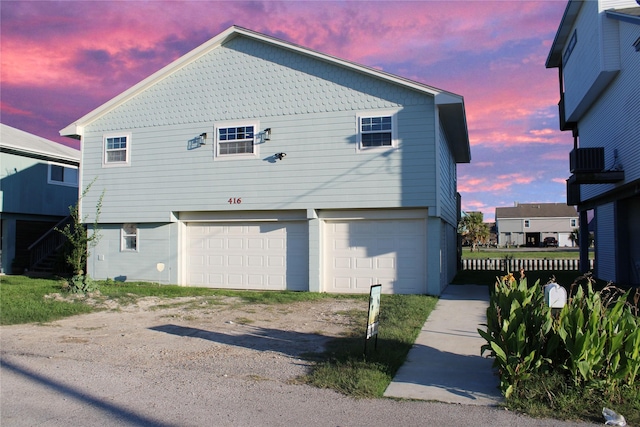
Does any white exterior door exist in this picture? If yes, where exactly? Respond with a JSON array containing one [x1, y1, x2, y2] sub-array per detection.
[[186, 222, 308, 290], [324, 219, 426, 294]]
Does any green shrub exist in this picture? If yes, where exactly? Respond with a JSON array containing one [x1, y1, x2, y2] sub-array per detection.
[[480, 272, 639, 399]]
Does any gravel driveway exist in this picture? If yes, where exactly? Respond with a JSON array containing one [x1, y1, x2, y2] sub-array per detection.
[[0, 295, 599, 426]]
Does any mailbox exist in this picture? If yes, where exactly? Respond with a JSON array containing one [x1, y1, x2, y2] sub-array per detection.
[[544, 283, 567, 309]]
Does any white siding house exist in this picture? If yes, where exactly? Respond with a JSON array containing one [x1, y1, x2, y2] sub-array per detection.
[[546, 1, 640, 286], [495, 203, 579, 248], [61, 26, 470, 295]]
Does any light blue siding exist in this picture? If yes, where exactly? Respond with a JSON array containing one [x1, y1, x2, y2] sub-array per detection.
[[90, 223, 179, 283], [75, 30, 467, 294], [81, 37, 438, 223], [0, 152, 78, 216], [595, 203, 616, 281], [438, 118, 458, 226], [579, 19, 640, 202]]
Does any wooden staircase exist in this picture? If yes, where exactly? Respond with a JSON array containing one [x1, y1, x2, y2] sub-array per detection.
[[27, 216, 72, 275]]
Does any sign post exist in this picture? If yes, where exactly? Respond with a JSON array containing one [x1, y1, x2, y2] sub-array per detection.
[[365, 284, 382, 354]]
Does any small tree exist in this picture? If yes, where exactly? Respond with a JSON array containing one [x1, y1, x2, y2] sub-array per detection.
[[569, 228, 579, 247], [458, 211, 490, 252], [56, 179, 104, 293]]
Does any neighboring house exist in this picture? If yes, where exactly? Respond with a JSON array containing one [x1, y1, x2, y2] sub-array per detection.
[[495, 203, 579, 247], [0, 123, 80, 274], [60, 26, 470, 295], [546, 0, 640, 286]]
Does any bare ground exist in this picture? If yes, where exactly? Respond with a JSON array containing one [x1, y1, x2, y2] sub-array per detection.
[[1, 294, 367, 384]]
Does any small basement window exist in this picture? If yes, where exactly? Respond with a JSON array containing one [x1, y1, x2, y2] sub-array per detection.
[[121, 223, 138, 251]]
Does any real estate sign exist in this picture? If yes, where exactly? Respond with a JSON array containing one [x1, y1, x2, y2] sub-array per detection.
[[365, 284, 381, 352]]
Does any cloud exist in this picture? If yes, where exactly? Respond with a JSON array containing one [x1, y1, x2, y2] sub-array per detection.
[[0, 0, 571, 212]]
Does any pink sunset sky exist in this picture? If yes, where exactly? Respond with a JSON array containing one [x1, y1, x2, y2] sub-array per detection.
[[1, 0, 572, 221]]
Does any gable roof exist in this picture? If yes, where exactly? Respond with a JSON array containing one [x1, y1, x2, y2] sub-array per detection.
[[495, 203, 577, 220], [60, 25, 470, 163], [1, 123, 80, 164]]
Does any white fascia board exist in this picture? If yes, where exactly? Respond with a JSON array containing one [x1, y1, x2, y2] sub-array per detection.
[[59, 26, 241, 138], [546, 0, 584, 68], [60, 26, 460, 139]]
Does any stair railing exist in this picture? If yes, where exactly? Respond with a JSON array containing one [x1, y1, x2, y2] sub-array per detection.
[[27, 216, 72, 271]]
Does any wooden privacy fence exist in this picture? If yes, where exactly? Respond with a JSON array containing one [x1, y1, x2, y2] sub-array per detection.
[[461, 258, 594, 272]]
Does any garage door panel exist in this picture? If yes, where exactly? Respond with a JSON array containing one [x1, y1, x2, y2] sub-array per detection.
[[325, 218, 426, 294], [187, 221, 308, 290]]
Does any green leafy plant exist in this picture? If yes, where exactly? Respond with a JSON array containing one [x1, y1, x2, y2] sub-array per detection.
[[56, 178, 104, 293], [480, 271, 639, 400], [479, 272, 552, 397]]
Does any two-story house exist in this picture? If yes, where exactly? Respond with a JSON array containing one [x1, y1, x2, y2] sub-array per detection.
[[546, 0, 640, 286], [60, 26, 470, 295], [496, 203, 579, 247], [1, 123, 80, 274]]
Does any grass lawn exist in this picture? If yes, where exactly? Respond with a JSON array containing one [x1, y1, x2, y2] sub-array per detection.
[[462, 247, 594, 260]]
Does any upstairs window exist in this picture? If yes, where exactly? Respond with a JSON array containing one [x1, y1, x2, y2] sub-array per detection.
[[357, 112, 398, 152], [524, 219, 531, 228], [48, 163, 78, 187], [570, 218, 577, 227], [121, 223, 138, 251], [104, 134, 130, 166], [215, 123, 258, 159]]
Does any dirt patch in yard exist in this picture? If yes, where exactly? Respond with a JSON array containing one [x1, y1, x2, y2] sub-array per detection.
[[1, 295, 367, 383]]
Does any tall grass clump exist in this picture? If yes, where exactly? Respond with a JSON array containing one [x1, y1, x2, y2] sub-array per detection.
[[480, 272, 639, 422]]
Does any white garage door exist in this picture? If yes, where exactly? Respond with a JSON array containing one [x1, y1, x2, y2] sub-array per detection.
[[186, 222, 308, 290], [324, 219, 426, 294]]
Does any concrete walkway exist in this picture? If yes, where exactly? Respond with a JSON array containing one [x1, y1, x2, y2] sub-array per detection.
[[384, 284, 503, 406]]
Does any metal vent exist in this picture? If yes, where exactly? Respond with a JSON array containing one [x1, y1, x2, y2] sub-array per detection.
[[570, 148, 604, 173]]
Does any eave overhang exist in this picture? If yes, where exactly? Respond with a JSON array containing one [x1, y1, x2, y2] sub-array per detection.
[[436, 93, 471, 164], [546, 0, 583, 69]]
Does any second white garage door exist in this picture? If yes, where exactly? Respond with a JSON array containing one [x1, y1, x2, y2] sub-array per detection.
[[324, 219, 426, 294], [186, 222, 308, 290]]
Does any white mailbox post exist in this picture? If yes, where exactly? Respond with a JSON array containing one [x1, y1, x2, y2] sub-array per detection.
[[544, 283, 567, 309]]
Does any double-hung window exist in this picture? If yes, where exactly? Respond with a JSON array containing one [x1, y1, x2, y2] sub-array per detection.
[[357, 112, 398, 152], [104, 134, 130, 166], [215, 122, 258, 159], [121, 223, 138, 251], [48, 163, 78, 187]]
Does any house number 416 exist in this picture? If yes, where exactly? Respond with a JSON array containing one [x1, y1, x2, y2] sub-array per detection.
[[228, 197, 242, 204]]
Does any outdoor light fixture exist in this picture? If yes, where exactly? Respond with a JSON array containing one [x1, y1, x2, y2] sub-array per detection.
[[187, 133, 207, 150], [263, 128, 271, 141]]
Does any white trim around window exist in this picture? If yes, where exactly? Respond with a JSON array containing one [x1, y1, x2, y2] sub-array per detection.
[[47, 162, 79, 187], [356, 110, 399, 152], [570, 218, 577, 227], [524, 219, 531, 228], [103, 133, 131, 167], [121, 223, 138, 251], [214, 120, 260, 160]]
